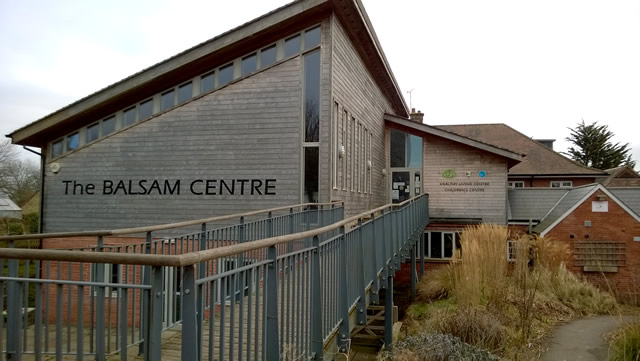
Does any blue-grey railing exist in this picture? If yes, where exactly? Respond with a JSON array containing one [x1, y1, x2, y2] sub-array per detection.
[[0, 195, 428, 360]]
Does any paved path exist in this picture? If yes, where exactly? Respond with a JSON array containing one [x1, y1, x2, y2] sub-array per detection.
[[541, 315, 635, 361]]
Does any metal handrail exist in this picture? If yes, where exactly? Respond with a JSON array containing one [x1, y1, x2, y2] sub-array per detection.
[[0, 201, 341, 242], [0, 195, 426, 267]]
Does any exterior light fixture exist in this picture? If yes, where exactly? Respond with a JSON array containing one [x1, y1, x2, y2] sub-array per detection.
[[338, 145, 346, 159], [50, 163, 61, 174], [381, 169, 387, 176], [367, 160, 372, 170]]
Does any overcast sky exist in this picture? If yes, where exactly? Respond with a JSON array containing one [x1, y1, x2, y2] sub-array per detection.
[[1, 0, 638, 168]]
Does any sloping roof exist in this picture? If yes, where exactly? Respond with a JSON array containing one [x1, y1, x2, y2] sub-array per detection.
[[0, 196, 22, 219], [508, 188, 568, 221], [435, 124, 607, 177], [385, 115, 523, 167], [533, 185, 599, 234], [10, 0, 408, 147], [600, 166, 640, 187], [609, 188, 640, 215]]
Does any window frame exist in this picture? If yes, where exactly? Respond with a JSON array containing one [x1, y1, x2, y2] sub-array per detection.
[[424, 231, 460, 260], [550, 180, 573, 188], [508, 181, 525, 189]]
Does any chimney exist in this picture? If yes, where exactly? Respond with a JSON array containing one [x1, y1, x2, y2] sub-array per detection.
[[534, 139, 555, 150], [410, 108, 424, 123]]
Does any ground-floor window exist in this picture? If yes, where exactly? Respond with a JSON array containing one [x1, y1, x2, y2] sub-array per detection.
[[508, 181, 524, 189], [424, 231, 461, 259]]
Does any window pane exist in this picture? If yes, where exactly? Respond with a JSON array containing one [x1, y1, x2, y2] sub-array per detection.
[[123, 106, 137, 126], [430, 232, 442, 258], [86, 123, 100, 142], [161, 90, 175, 111], [52, 140, 63, 158], [444, 233, 454, 258], [241, 53, 257, 76], [304, 26, 321, 50], [303, 50, 320, 142], [390, 129, 406, 167], [67, 132, 79, 151], [201, 72, 215, 93], [408, 134, 423, 168], [102, 116, 115, 135], [219, 64, 233, 86], [284, 35, 301, 57], [139, 99, 153, 120], [178, 82, 193, 104], [260, 45, 276, 68], [304, 147, 319, 203]]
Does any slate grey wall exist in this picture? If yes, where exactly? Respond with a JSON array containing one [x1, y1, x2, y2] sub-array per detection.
[[43, 58, 302, 232]]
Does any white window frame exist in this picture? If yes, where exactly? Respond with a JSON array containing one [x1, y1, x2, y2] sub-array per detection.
[[550, 180, 572, 188], [332, 101, 339, 190], [424, 231, 459, 260], [91, 263, 120, 298], [507, 240, 517, 262], [508, 181, 525, 189]]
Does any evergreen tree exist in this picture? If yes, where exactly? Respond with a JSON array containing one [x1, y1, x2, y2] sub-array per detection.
[[565, 121, 636, 170]]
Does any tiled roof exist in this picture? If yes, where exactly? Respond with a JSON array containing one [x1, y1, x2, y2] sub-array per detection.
[[508, 188, 568, 221], [435, 124, 607, 176], [532, 185, 598, 233], [609, 188, 640, 216], [600, 166, 640, 187]]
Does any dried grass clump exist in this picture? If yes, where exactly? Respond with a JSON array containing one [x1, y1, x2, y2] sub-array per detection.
[[453, 224, 509, 307], [534, 235, 569, 273], [608, 322, 640, 361], [416, 265, 455, 301]]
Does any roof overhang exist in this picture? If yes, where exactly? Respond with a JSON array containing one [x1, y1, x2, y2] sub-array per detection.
[[384, 114, 524, 167], [509, 174, 608, 178], [10, 0, 408, 147]]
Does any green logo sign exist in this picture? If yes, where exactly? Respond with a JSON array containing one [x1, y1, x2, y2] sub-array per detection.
[[442, 169, 456, 179]]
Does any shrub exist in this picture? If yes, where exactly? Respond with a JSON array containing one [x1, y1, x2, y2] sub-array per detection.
[[377, 332, 500, 361], [417, 265, 454, 301], [22, 212, 39, 234], [608, 322, 640, 361], [425, 307, 507, 354]]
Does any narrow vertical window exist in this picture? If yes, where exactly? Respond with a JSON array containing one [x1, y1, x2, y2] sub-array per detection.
[[369, 132, 373, 194], [51, 139, 63, 158], [260, 45, 276, 68], [408, 134, 423, 168], [178, 82, 193, 104], [201, 72, 215, 93], [241, 53, 257, 76], [351, 116, 355, 191], [390, 129, 406, 167], [333, 101, 339, 189], [218, 64, 233, 86], [364, 128, 368, 194], [285, 35, 301, 57], [304, 26, 321, 50], [303, 50, 320, 142], [102, 116, 116, 136], [67, 132, 79, 151], [139, 99, 153, 120], [123, 106, 137, 127], [86, 123, 100, 143], [355, 123, 360, 192], [161, 90, 175, 111], [342, 110, 347, 190], [304, 147, 319, 203]]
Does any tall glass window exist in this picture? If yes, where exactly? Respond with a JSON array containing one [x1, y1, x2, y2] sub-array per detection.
[[304, 147, 319, 203], [86, 123, 100, 142], [303, 50, 320, 142], [51, 139, 63, 158], [123, 106, 137, 126], [139, 99, 153, 120], [218, 64, 233, 86], [67, 132, 79, 151], [391, 129, 422, 168], [102, 116, 116, 136], [201, 72, 215, 93], [284, 35, 301, 57], [178, 82, 193, 104], [260, 45, 276, 68], [241, 53, 257, 76], [161, 90, 175, 111], [304, 26, 321, 50], [408, 134, 423, 168]]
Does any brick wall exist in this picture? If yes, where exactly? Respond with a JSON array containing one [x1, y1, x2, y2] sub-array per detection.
[[545, 189, 640, 300]]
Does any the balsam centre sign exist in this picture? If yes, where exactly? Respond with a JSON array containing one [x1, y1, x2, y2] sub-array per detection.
[[61, 179, 277, 196]]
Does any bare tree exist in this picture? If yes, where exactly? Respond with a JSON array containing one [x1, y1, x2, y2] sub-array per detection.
[[0, 139, 40, 206]]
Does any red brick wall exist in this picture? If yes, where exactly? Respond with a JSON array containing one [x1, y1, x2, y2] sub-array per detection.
[[545, 190, 640, 300]]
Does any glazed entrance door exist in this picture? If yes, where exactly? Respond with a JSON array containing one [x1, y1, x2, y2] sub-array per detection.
[[391, 170, 421, 204]]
